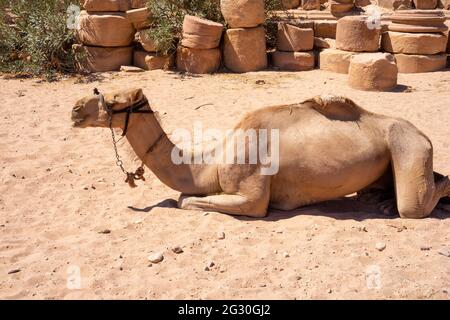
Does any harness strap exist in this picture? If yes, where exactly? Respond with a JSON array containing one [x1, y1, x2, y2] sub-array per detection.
[[111, 98, 154, 136]]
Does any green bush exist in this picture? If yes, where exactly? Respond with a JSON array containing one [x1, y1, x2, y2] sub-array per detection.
[[145, 0, 284, 55], [0, 0, 286, 77], [0, 0, 80, 79]]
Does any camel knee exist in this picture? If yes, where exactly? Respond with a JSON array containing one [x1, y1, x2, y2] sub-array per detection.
[[398, 204, 433, 219], [239, 201, 269, 218]]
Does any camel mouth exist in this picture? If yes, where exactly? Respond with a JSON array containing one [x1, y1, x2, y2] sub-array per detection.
[[71, 116, 86, 128]]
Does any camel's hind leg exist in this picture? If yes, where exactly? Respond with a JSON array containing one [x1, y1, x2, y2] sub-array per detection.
[[388, 122, 450, 219]]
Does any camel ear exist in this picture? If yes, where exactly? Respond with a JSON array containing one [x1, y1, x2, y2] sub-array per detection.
[[109, 88, 144, 106], [131, 88, 144, 103]]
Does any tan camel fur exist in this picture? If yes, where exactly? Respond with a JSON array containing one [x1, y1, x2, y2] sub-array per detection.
[[72, 88, 450, 219]]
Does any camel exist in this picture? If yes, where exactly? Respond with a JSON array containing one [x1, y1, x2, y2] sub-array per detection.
[[71, 88, 450, 219]]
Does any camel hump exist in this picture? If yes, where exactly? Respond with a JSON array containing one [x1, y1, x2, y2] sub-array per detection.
[[304, 95, 366, 121]]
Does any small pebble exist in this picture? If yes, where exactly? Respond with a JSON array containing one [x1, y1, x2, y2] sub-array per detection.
[[203, 212, 210, 216], [98, 229, 111, 234], [148, 253, 164, 264], [207, 261, 215, 268], [420, 246, 431, 251], [438, 247, 450, 258], [217, 232, 225, 240], [283, 252, 290, 258], [172, 246, 183, 254], [375, 242, 386, 252], [327, 288, 332, 294], [358, 226, 368, 232]]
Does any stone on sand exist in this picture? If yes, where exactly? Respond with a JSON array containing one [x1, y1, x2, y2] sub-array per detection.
[[176, 46, 221, 74], [224, 27, 267, 73], [172, 246, 184, 254], [134, 51, 174, 71], [73, 44, 133, 73], [348, 53, 398, 91], [148, 252, 164, 264], [375, 242, 387, 251], [394, 53, 447, 73]]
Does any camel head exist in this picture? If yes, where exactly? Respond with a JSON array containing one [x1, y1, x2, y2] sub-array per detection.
[[71, 88, 147, 129]]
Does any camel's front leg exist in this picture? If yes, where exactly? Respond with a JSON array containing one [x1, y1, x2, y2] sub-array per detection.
[[388, 123, 450, 219], [178, 194, 269, 218]]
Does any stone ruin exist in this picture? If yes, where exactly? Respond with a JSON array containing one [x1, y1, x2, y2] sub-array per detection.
[[73, 0, 450, 91], [382, 10, 448, 73], [222, 0, 268, 72]]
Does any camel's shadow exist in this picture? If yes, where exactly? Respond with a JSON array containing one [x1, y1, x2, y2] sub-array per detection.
[[128, 199, 178, 213], [128, 198, 450, 222]]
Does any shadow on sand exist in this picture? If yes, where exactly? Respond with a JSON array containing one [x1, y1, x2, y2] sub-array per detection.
[[128, 197, 450, 222]]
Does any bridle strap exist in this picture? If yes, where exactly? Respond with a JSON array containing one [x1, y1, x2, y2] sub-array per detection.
[[110, 98, 154, 136]]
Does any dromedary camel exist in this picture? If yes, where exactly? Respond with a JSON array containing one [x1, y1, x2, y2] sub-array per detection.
[[72, 88, 450, 219]]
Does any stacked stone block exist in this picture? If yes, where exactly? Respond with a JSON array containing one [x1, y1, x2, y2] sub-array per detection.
[[271, 23, 315, 71], [74, 0, 135, 73], [319, 15, 381, 74], [221, 0, 268, 73], [128, 5, 174, 71], [176, 15, 224, 74], [382, 10, 448, 73]]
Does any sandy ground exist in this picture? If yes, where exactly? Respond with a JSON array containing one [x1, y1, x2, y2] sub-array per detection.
[[0, 69, 450, 300]]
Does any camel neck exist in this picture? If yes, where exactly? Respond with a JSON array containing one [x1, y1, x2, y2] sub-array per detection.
[[124, 113, 220, 195]]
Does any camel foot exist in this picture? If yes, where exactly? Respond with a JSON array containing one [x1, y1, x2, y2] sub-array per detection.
[[377, 199, 399, 217]]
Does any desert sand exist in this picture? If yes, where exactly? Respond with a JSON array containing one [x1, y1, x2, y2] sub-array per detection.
[[0, 69, 449, 299]]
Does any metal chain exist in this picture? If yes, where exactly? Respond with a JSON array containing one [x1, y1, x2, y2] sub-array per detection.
[[95, 88, 146, 188], [108, 113, 146, 188], [109, 116, 128, 175]]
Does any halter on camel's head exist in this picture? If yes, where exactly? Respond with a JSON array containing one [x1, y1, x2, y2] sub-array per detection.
[[93, 88, 154, 137], [72, 88, 160, 188]]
